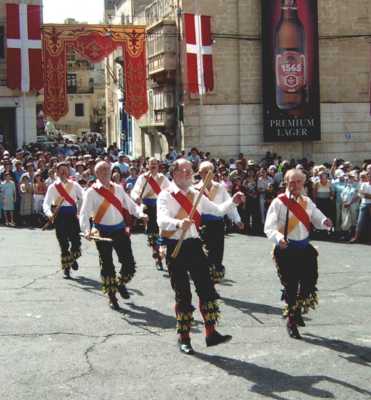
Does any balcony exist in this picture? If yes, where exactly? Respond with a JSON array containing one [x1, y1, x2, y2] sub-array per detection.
[[145, 0, 174, 28], [147, 21, 177, 80], [140, 85, 176, 130], [67, 86, 94, 95]]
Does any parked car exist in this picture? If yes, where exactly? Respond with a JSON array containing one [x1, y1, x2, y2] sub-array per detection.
[[36, 135, 57, 150], [62, 134, 79, 143]]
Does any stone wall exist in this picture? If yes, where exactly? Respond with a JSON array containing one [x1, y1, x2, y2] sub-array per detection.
[[181, 0, 371, 164]]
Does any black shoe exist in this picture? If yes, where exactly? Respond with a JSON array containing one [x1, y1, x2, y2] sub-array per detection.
[[206, 331, 232, 347], [108, 293, 120, 310], [156, 260, 164, 271], [63, 268, 71, 279], [118, 285, 130, 300], [295, 312, 306, 327], [287, 322, 302, 339], [71, 261, 79, 271], [178, 339, 194, 355]]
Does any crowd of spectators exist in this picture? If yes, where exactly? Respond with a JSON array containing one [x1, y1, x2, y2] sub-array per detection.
[[0, 142, 370, 244]]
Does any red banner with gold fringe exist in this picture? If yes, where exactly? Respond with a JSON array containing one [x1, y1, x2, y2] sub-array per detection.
[[42, 24, 148, 121]]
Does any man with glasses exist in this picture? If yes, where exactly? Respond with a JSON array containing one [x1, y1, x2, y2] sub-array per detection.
[[157, 159, 245, 354]]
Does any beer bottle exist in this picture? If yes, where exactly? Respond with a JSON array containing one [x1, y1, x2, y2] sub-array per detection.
[[275, 0, 306, 111]]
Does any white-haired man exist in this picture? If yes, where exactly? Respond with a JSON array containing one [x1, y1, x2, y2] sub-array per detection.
[[195, 161, 244, 283], [131, 157, 170, 270], [157, 159, 245, 354], [264, 169, 332, 339], [80, 161, 147, 310]]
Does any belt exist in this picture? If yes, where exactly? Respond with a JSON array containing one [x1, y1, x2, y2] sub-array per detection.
[[58, 205, 77, 216], [202, 214, 223, 222], [94, 221, 125, 235], [143, 198, 157, 207], [287, 238, 310, 249]]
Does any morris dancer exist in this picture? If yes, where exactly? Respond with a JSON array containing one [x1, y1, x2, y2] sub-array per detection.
[[80, 161, 147, 310], [157, 159, 245, 354], [43, 162, 84, 279], [195, 161, 244, 283], [264, 169, 332, 339], [131, 158, 170, 270]]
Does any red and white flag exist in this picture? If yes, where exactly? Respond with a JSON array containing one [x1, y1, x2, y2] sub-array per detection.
[[6, 3, 43, 93], [184, 13, 214, 95]]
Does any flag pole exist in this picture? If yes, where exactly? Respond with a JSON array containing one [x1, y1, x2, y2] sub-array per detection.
[[194, 0, 204, 150], [22, 92, 26, 146], [21, 0, 27, 147]]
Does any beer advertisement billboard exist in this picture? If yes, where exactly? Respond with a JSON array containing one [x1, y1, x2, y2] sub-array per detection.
[[262, 0, 321, 142]]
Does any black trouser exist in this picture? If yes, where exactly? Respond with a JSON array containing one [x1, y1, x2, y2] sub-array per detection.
[[166, 239, 220, 334], [202, 219, 225, 269], [95, 229, 136, 294], [55, 213, 81, 270], [144, 204, 161, 259], [144, 204, 159, 235], [244, 197, 261, 233], [274, 243, 319, 316]]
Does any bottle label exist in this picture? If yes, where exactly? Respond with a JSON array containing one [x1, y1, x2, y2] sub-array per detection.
[[276, 51, 306, 93]]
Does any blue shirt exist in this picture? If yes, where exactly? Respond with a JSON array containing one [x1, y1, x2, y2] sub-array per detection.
[[112, 162, 129, 175], [331, 179, 346, 203]]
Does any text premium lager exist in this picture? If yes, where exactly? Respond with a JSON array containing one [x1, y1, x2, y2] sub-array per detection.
[[275, 0, 306, 111]]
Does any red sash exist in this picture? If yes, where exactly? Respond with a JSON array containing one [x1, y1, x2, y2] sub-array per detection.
[[171, 191, 201, 230], [145, 175, 162, 195], [278, 194, 311, 232], [93, 185, 132, 227], [55, 182, 76, 207]]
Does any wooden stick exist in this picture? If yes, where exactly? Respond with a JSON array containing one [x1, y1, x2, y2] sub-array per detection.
[[170, 170, 213, 259], [41, 197, 65, 231], [80, 233, 113, 242]]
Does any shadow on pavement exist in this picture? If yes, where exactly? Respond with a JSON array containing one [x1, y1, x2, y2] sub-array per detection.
[[221, 297, 283, 324], [303, 333, 371, 367], [70, 276, 103, 295], [194, 353, 371, 400], [218, 278, 236, 287], [119, 302, 177, 330]]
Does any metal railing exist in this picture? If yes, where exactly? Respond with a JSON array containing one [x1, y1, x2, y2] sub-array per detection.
[[145, 0, 175, 27]]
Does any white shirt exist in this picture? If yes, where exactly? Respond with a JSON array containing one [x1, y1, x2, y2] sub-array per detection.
[[79, 181, 145, 234], [43, 178, 84, 218], [264, 190, 328, 244], [131, 172, 170, 201], [194, 180, 241, 224], [157, 181, 237, 240], [359, 182, 371, 205]]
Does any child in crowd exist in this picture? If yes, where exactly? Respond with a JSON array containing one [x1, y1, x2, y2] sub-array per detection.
[[1, 173, 16, 226], [19, 174, 33, 226]]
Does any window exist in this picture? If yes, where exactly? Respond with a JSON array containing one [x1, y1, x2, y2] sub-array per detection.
[[75, 103, 84, 117], [67, 73, 77, 93], [0, 27, 4, 59]]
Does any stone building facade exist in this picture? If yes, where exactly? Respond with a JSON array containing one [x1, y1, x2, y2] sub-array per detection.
[[104, 0, 154, 154], [181, 0, 371, 164], [105, 0, 371, 163]]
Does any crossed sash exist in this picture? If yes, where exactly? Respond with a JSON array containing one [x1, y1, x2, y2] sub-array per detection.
[[160, 191, 202, 238], [93, 184, 132, 227], [55, 182, 76, 207], [145, 175, 162, 196], [278, 194, 311, 233]]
